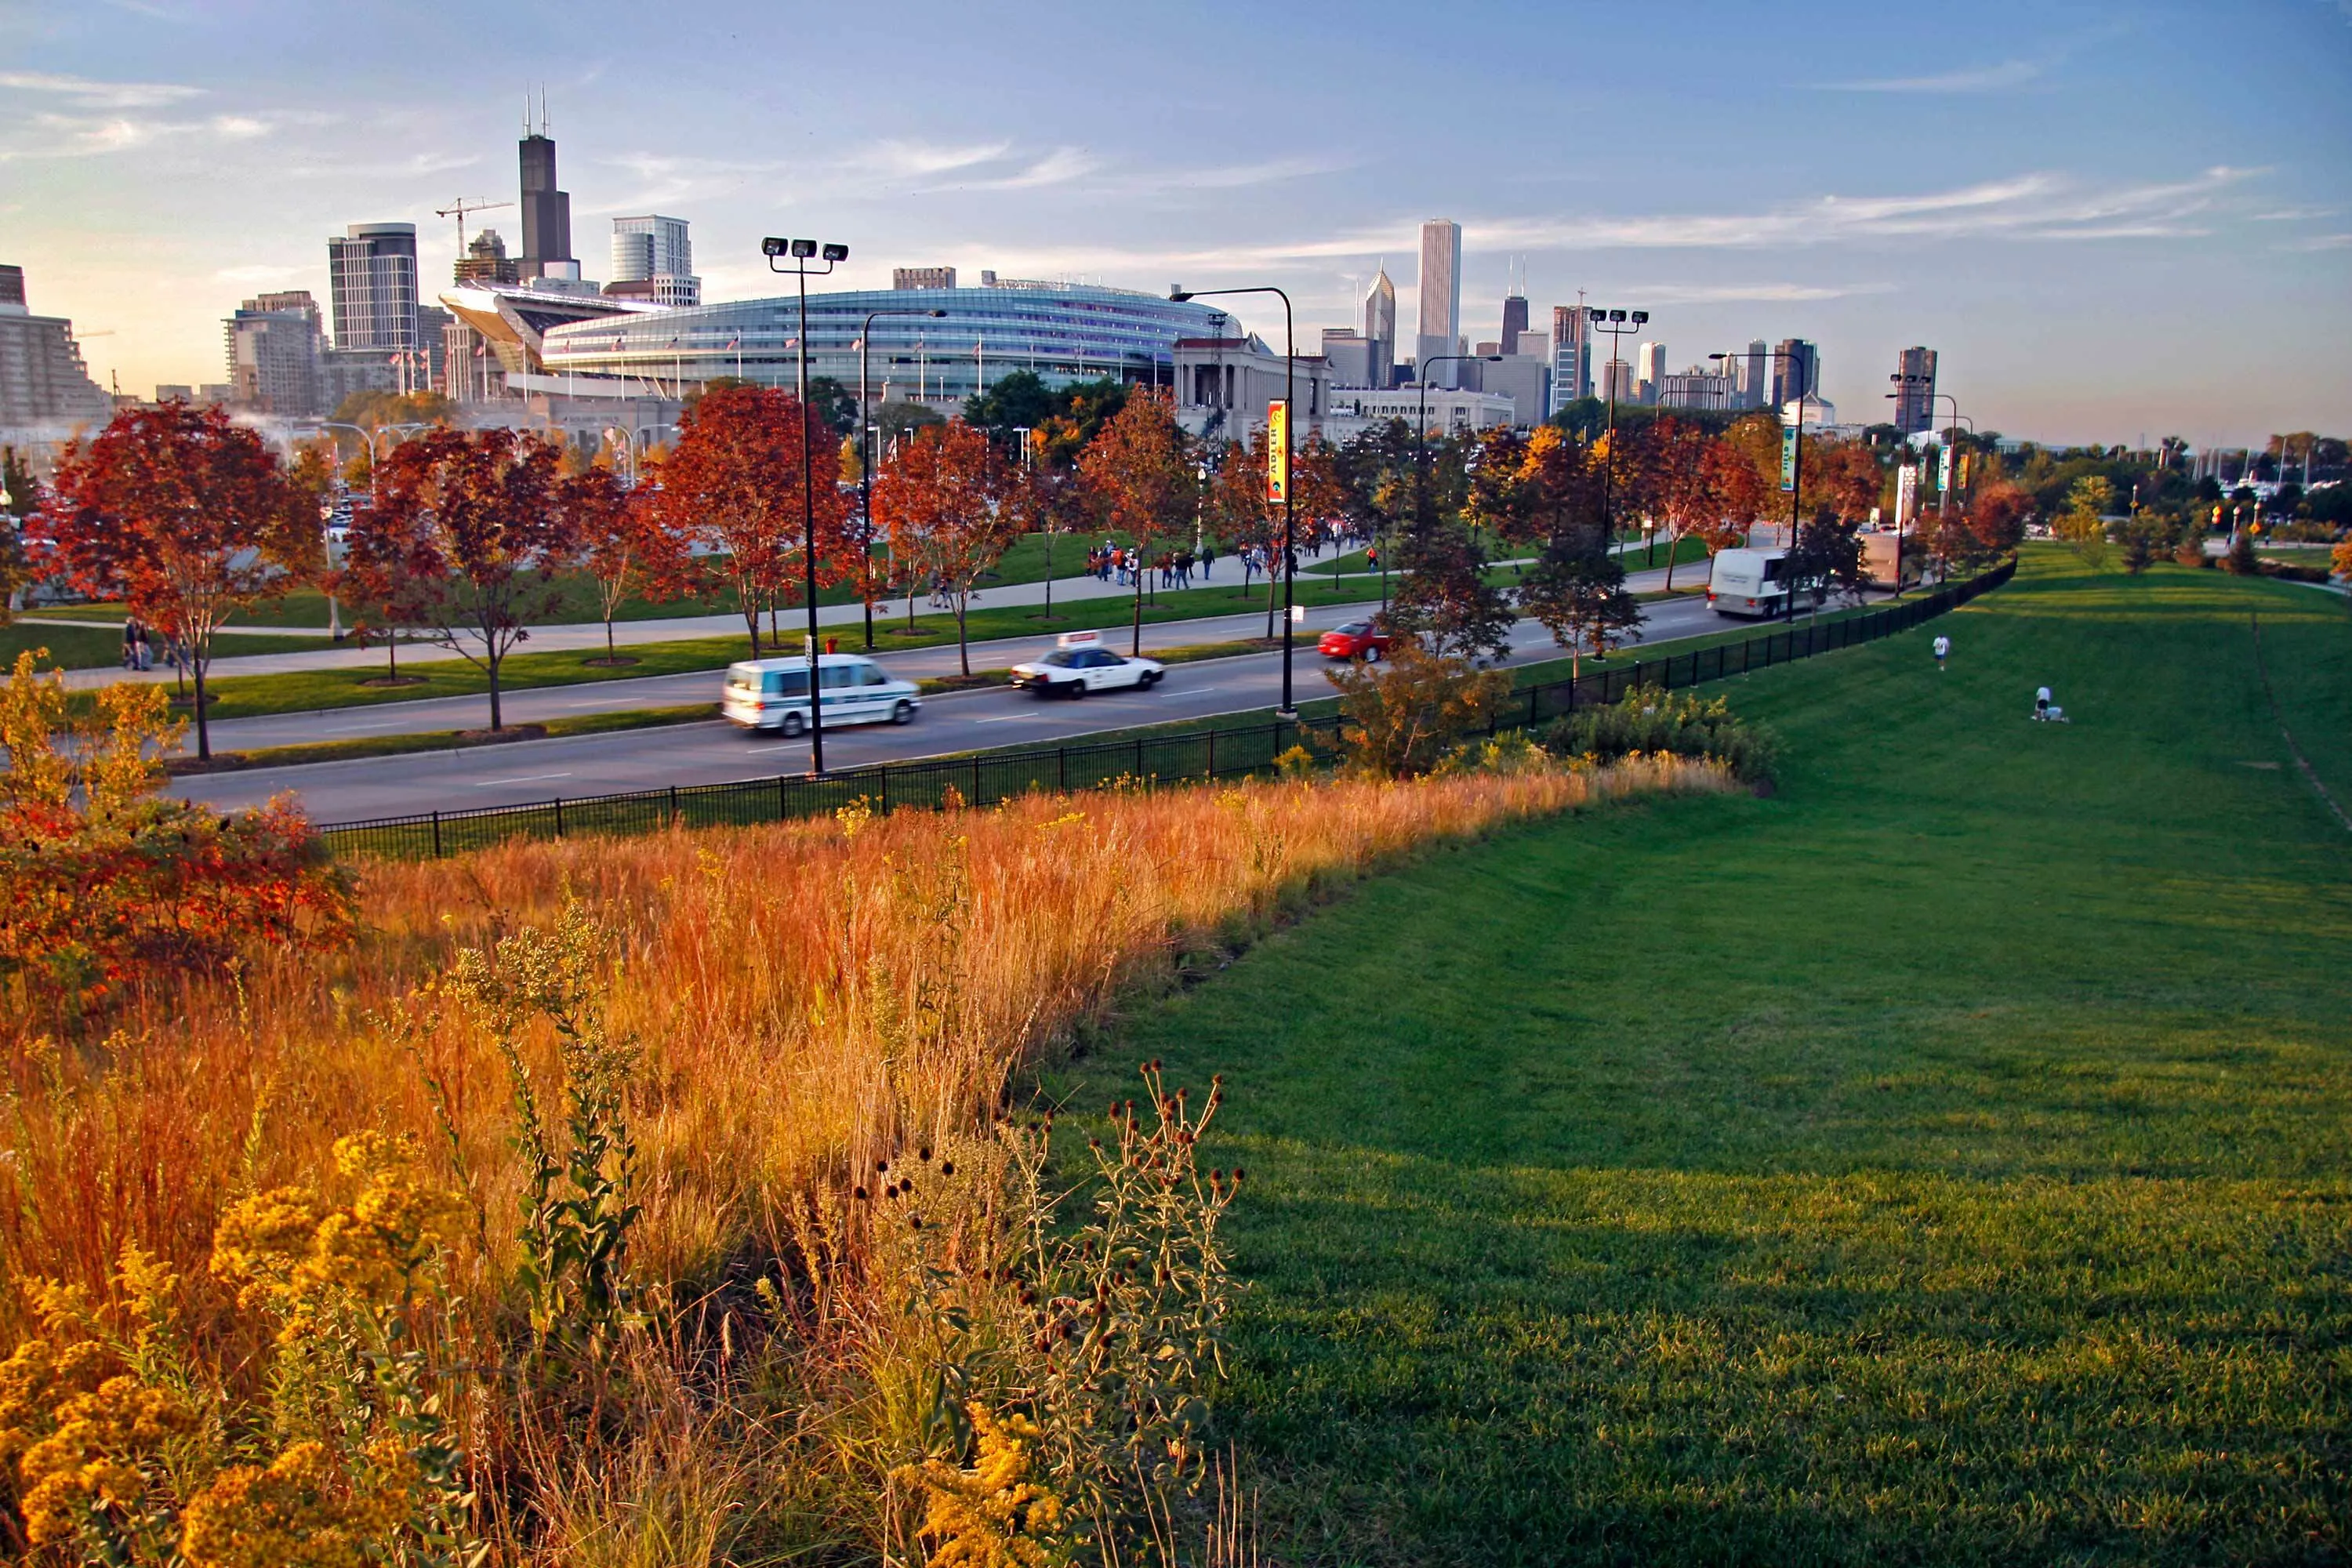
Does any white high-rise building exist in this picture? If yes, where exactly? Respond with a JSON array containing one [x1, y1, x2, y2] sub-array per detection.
[[1414, 219, 1461, 387], [1363, 266, 1396, 389], [608, 216, 699, 307], [1635, 341, 1667, 405]]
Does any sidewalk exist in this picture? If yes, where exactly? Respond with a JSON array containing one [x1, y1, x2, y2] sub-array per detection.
[[51, 536, 1657, 691]]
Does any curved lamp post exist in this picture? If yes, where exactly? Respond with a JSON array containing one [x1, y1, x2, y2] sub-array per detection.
[[857, 307, 945, 651], [1171, 284, 1300, 717]]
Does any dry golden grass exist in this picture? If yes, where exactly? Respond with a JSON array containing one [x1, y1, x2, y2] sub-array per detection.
[[1, 757, 1731, 1326]]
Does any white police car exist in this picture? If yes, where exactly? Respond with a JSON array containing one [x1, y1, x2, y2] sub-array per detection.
[[722, 652, 921, 736], [1008, 630, 1165, 699]]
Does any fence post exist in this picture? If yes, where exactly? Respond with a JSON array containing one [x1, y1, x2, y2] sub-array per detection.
[[974, 754, 984, 805], [553, 797, 564, 838], [431, 809, 441, 858], [1134, 734, 1145, 781], [1058, 746, 1068, 792], [669, 784, 679, 824], [880, 764, 891, 815], [1207, 727, 1217, 779], [779, 775, 788, 821], [1526, 685, 1538, 730]]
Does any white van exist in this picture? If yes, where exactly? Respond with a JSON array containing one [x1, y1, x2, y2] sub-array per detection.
[[1707, 547, 1791, 618], [721, 653, 921, 737]]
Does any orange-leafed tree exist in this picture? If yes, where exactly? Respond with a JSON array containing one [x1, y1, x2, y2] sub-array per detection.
[[1207, 432, 1288, 636], [874, 421, 1019, 675], [42, 403, 313, 759], [1079, 388, 1196, 655], [350, 426, 577, 731], [564, 462, 684, 665], [657, 384, 853, 656]]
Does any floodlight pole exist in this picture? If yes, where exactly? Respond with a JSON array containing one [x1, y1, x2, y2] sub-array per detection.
[[768, 237, 848, 774], [1585, 307, 1649, 545]]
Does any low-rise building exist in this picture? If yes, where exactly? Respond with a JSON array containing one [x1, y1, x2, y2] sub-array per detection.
[[1327, 385, 1516, 437], [1171, 335, 1332, 441]]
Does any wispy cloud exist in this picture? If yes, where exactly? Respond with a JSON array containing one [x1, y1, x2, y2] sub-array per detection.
[[933, 145, 1101, 191], [860, 139, 1012, 180], [1824, 58, 2046, 93], [0, 70, 203, 109], [1639, 281, 1897, 305], [2280, 232, 2352, 251]]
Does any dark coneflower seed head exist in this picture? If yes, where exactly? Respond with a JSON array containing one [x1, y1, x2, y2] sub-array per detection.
[[920, 1145, 932, 1162], [854, 1185, 869, 1200], [939, 1160, 955, 1176], [874, 1159, 889, 1174]]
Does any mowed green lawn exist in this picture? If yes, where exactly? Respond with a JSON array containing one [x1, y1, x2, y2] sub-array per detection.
[[1065, 551, 2351, 1566]]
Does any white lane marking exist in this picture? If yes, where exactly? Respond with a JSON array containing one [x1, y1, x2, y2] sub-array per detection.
[[971, 713, 1046, 724], [473, 771, 574, 787], [322, 717, 412, 731]]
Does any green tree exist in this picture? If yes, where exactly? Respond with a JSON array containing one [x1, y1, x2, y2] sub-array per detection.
[[1324, 638, 1512, 778], [2055, 476, 2115, 568], [1388, 430, 1513, 662], [0, 445, 33, 624]]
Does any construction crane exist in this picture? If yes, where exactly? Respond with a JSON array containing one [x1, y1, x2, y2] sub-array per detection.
[[435, 198, 514, 260]]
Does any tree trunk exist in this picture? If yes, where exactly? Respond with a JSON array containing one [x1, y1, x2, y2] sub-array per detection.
[[605, 619, 617, 662], [1131, 574, 1144, 657], [1664, 531, 1678, 592], [956, 591, 971, 676], [487, 650, 503, 731], [743, 600, 762, 659], [1265, 564, 1278, 640], [191, 648, 211, 760]]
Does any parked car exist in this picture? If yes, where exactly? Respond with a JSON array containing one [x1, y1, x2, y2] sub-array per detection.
[[721, 653, 920, 737], [1318, 617, 1393, 661], [1008, 630, 1165, 697]]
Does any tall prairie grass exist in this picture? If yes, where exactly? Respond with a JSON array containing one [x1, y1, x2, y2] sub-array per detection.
[[3, 758, 1726, 1316]]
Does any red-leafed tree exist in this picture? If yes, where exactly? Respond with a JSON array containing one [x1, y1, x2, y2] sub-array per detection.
[[873, 421, 1019, 675], [42, 403, 312, 759], [564, 463, 684, 665], [656, 384, 853, 656], [347, 426, 577, 731], [1079, 388, 1196, 655]]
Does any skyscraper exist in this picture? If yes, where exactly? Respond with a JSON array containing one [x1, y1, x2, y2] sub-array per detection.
[[1635, 341, 1667, 405], [454, 230, 520, 287], [224, 290, 324, 415], [1891, 346, 1938, 434], [608, 216, 699, 306], [1500, 292, 1529, 358], [0, 263, 115, 425], [1363, 267, 1396, 390], [1772, 338, 1820, 409], [1740, 339, 1768, 408], [1548, 303, 1592, 415], [518, 130, 575, 281], [326, 223, 419, 350], [1414, 219, 1461, 387]]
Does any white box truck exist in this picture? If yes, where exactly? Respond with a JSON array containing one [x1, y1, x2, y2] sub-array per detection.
[[1706, 547, 1791, 618]]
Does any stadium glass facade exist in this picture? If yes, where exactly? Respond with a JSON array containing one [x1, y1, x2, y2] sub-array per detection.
[[539, 281, 1231, 400]]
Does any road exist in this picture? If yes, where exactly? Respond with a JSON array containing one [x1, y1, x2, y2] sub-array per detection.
[[176, 586, 1848, 821]]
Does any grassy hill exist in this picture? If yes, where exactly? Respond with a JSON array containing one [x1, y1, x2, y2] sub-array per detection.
[[1060, 551, 2351, 1565]]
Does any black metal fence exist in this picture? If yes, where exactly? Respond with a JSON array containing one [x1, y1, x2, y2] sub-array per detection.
[[321, 557, 2015, 861]]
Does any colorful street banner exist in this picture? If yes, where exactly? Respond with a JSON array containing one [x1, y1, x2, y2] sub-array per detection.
[[1940, 443, 1956, 493], [1267, 401, 1290, 503], [1780, 425, 1798, 492], [1896, 464, 1919, 530]]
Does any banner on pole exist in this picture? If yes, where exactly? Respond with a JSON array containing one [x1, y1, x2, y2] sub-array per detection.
[[1266, 401, 1290, 503], [1939, 443, 1956, 493], [1779, 426, 1798, 492], [1896, 465, 1918, 530]]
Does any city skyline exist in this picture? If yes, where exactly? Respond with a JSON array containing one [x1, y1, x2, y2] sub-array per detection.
[[2, 0, 2347, 445]]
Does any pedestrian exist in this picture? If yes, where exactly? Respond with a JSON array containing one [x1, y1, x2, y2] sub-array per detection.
[[1933, 633, 1950, 671], [122, 616, 140, 670], [1200, 541, 1215, 579]]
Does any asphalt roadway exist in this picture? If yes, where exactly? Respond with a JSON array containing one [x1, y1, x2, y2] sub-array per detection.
[[178, 586, 1842, 821]]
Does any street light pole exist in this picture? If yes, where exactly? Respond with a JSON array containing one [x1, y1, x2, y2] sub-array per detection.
[[1171, 285, 1299, 716], [858, 307, 945, 651], [766, 236, 849, 775]]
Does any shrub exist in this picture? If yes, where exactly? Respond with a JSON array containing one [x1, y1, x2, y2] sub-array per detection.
[[2223, 531, 2259, 575], [1324, 639, 1512, 779], [0, 652, 356, 1025], [1544, 687, 1780, 784]]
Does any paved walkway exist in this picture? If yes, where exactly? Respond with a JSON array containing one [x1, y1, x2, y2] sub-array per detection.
[[46, 537, 1671, 691]]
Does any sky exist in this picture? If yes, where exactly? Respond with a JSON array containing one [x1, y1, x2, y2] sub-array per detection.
[[3, 0, 2348, 448]]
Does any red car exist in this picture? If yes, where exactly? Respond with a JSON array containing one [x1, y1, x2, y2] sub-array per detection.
[[1318, 618, 1393, 661]]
